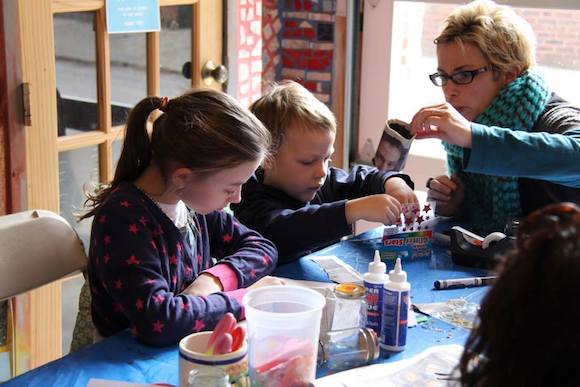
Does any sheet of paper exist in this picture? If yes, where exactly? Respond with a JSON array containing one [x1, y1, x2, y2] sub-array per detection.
[[309, 255, 363, 284], [309, 344, 463, 387]]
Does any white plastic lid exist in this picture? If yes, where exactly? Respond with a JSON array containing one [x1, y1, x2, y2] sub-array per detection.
[[368, 250, 386, 274], [388, 258, 407, 283]]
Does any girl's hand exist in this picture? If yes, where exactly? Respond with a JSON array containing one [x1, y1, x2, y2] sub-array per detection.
[[427, 174, 465, 217], [410, 103, 473, 148], [248, 276, 285, 290], [345, 194, 403, 226], [384, 177, 419, 208], [182, 273, 223, 297]]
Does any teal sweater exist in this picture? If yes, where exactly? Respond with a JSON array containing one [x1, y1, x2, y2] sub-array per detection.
[[463, 93, 580, 221], [467, 124, 580, 187]]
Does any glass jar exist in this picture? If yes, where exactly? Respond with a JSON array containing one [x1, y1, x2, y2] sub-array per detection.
[[332, 283, 366, 330], [318, 327, 380, 372], [188, 367, 231, 387]]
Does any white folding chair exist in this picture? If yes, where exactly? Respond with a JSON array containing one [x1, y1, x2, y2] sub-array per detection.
[[0, 209, 87, 378]]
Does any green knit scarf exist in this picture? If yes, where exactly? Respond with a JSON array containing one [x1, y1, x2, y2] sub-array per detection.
[[444, 70, 550, 234]]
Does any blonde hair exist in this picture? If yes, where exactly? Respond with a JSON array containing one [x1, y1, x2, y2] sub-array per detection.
[[435, 0, 536, 74], [250, 81, 336, 154]]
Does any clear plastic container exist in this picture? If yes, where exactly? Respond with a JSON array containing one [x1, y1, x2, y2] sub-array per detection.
[[243, 286, 326, 387], [332, 283, 366, 330]]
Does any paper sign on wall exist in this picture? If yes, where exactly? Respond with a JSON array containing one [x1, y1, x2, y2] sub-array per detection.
[[106, 0, 160, 34]]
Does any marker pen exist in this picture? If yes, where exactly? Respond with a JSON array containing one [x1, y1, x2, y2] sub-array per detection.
[[434, 276, 497, 290]]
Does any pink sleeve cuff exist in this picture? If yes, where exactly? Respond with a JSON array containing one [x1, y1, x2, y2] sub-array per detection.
[[225, 288, 247, 320], [204, 264, 239, 291]]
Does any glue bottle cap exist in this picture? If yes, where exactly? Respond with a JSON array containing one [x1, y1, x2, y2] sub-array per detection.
[[368, 250, 386, 274], [388, 258, 407, 283]]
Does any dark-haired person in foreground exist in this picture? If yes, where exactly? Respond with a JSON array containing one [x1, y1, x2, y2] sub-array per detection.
[[457, 202, 580, 386]]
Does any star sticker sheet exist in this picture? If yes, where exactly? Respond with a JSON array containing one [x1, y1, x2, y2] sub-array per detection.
[[381, 202, 437, 261]]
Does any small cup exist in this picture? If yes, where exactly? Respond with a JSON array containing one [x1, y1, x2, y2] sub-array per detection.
[[178, 331, 248, 387], [374, 119, 415, 172]]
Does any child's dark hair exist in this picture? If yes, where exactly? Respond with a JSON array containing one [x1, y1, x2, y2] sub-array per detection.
[[458, 202, 580, 387], [82, 89, 270, 219]]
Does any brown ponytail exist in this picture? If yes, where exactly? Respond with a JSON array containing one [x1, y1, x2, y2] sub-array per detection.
[[113, 97, 164, 183]]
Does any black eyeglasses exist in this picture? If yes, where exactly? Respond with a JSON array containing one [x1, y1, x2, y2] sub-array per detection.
[[429, 66, 490, 87]]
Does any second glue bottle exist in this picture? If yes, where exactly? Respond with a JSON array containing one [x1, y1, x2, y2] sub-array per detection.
[[363, 250, 388, 335], [380, 258, 410, 352]]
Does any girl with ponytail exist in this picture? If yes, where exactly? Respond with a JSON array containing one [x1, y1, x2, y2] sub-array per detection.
[[83, 90, 283, 346]]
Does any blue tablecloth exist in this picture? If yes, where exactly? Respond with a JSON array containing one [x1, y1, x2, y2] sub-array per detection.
[[5, 225, 488, 387]]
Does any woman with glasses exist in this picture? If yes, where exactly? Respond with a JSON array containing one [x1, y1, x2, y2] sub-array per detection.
[[410, 0, 580, 234], [456, 202, 580, 386]]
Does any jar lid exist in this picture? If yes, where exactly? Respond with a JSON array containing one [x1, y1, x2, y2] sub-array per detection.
[[360, 328, 380, 362], [334, 283, 365, 299]]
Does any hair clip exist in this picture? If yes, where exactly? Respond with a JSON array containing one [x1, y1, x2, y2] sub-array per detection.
[[159, 96, 169, 112]]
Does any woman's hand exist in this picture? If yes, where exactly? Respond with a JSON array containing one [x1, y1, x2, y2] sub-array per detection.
[[248, 276, 286, 290], [410, 103, 473, 148], [427, 174, 465, 217], [182, 273, 223, 297], [384, 177, 419, 208]]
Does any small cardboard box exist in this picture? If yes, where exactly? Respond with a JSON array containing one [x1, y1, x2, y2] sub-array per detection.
[[380, 227, 433, 261]]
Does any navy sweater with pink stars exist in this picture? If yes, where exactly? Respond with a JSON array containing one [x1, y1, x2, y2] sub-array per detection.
[[88, 182, 277, 347]]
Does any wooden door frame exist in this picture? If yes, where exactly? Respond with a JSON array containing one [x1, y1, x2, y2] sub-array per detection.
[[332, 0, 347, 169], [10, 0, 223, 371], [192, 0, 223, 90], [0, 0, 26, 215], [16, 0, 61, 370]]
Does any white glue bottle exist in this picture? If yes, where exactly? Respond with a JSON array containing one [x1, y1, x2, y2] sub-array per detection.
[[363, 250, 388, 334], [380, 257, 410, 352]]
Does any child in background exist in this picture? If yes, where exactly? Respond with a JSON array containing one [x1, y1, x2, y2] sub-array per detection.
[[82, 90, 283, 347], [232, 81, 418, 264], [458, 202, 580, 386]]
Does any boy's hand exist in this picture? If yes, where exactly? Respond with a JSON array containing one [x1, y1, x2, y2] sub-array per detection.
[[427, 174, 464, 216], [384, 177, 419, 207], [345, 194, 402, 225], [182, 273, 223, 297]]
